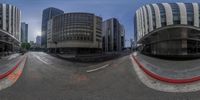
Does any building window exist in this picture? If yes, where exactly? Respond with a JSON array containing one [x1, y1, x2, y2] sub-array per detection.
[[170, 3, 180, 25], [158, 4, 167, 27], [185, 3, 194, 25], [150, 4, 156, 29], [144, 6, 150, 32], [199, 4, 200, 26]]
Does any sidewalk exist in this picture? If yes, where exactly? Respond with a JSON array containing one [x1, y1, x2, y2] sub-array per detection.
[[0, 54, 27, 91], [133, 52, 200, 83], [0, 53, 21, 65], [0, 53, 23, 76]]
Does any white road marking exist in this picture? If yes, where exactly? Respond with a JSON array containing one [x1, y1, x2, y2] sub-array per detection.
[[86, 64, 109, 73], [35, 55, 49, 65]]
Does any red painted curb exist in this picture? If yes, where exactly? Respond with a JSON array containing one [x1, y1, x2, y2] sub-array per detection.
[[0, 56, 26, 79], [132, 55, 200, 84]]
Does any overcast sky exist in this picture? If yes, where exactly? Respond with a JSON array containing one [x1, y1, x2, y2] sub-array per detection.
[[1, 0, 200, 47]]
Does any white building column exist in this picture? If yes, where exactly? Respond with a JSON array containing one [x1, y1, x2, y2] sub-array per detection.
[[152, 4, 161, 28], [8, 5, 12, 33], [2, 4, 6, 31], [142, 6, 148, 35], [136, 10, 140, 40], [137, 9, 142, 40], [146, 5, 153, 32], [192, 3, 199, 27], [13, 6, 16, 36], [139, 8, 144, 37], [162, 3, 173, 25], [177, 3, 187, 25]]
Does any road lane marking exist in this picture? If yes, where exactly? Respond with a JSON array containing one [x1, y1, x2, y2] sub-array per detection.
[[86, 64, 109, 73], [35, 55, 49, 65]]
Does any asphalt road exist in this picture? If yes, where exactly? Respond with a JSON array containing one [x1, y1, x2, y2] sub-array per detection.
[[0, 52, 200, 100]]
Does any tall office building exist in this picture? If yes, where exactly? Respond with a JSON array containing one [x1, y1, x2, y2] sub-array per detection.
[[21, 22, 28, 43], [36, 35, 41, 46], [0, 4, 21, 54], [135, 3, 200, 57], [41, 7, 64, 49], [120, 24, 125, 50], [47, 12, 102, 54], [102, 18, 125, 52]]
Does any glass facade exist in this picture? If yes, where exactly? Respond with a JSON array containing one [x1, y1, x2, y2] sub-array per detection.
[[21, 23, 28, 43], [41, 7, 64, 48], [134, 14, 137, 42], [158, 4, 166, 27], [185, 3, 194, 25], [0, 4, 2, 29], [142, 27, 200, 56], [149, 4, 156, 29], [170, 3, 180, 25], [102, 18, 124, 52], [199, 4, 200, 26], [144, 6, 150, 32]]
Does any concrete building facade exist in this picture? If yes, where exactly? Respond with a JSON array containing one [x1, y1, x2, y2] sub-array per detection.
[[21, 22, 28, 43], [41, 7, 64, 49], [47, 12, 102, 54], [102, 18, 125, 52], [135, 3, 200, 57], [0, 4, 21, 55]]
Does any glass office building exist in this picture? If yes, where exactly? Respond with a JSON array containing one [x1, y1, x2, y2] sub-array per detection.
[[21, 22, 28, 43], [102, 18, 125, 52], [41, 7, 64, 49]]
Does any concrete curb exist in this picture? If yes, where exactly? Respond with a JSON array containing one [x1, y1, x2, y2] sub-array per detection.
[[132, 55, 200, 84], [0, 55, 26, 80]]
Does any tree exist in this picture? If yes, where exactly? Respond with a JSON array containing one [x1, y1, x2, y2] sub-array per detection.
[[21, 43, 31, 50]]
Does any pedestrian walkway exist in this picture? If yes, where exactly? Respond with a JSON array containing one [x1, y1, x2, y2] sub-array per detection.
[[133, 52, 200, 83], [0, 53, 22, 75]]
